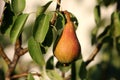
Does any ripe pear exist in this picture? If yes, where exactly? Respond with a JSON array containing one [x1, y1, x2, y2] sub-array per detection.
[[54, 11, 81, 64]]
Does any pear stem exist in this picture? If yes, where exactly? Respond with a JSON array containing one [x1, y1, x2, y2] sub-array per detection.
[[64, 11, 71, 22]]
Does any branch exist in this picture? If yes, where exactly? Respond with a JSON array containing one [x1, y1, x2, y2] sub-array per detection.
[[56, 0, 61, 11], [11, 72, 41, 79], [5, 37, 28, 80], [5, 54, 19, 80], [0, 44, 11, 65], [5, 39, 21, 80], [51, 0, 61, 24], [17, 47, 28, 56], [50, 0, 61, 29], [85, 43, 103, 66]]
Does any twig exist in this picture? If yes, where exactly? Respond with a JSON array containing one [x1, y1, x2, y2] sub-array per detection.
[[17, 47, 28, 56], [0, 44, 11, 65], [5, 54, 19, 80], [56, 0, 61, 11], [50, 0, 61, 25], [5, 36, 28, 80], [50, 12, 57, 25], [5, 39, 21, 80], [85, 43, 103, 66], [11, 72, 41, 79]]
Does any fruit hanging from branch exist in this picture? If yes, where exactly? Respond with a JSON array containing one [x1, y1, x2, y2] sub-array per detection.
[[53, 11, 81, 64]]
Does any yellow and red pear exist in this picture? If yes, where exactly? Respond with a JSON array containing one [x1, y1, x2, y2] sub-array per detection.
[[54, 11, 81, 64]]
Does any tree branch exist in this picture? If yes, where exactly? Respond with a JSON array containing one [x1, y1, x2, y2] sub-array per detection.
[[51, 0, 61, 25], [5, 36, 28, 80], [0, 44, 11, 65], [5, 54, 19, 80], [5, 39, 21, 80], [85, 43, 103, 66], [17, 47, 28, 56], [11, 72, 41, 79], [56, 0, 61, 11]]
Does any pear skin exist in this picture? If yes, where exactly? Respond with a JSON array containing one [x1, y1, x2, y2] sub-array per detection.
[[54, 11, 81, 64]]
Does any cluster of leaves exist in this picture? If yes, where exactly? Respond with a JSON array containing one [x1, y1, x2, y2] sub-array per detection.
[[1, 0, 120, 80], [90, 1, 120, 80], [0, 0, 87, 80]]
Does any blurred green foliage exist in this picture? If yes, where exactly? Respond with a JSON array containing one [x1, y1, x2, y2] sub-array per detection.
[[90, 0, 120, 80], [0, 0, 120, 80]]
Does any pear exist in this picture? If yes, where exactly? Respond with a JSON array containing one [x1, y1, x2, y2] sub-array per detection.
[[54, 11, 81, 64]]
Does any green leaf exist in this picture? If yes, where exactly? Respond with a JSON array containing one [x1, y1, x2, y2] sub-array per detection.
[[70, 12, 79, 30], [33, 13, 53, 43], [0, 3, 16, 35], [71, 59, 87, 80], [28, 37, 45, 66], [56, 62, 71, 73], [94, 5, 101, 25], [116, 36, 120, 55], [0, 68, 5, 80], [11, 0, 26, 15], [42, 26, 53, 47], [27, 73, 35, 80], [46, 56, 54, 69], [87, 64, 102, 80], [91, 27, 98, 45], [36, 1, 52, 16], [111, 11, 120, 37], [10, 13, 29, 43], [52, 12, 66, 52], [55, 12, 65, 31], [46, 70, 63, 80]]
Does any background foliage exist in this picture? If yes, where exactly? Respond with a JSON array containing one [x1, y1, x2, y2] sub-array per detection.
[[0, 0, 120, 80]]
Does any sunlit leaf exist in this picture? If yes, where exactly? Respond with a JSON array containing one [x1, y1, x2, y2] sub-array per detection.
[[36, 1, 52, 16], [11, 0, 26, 15], [33, 13, 53, 43], [111, 11, 120, 37], [10, 13, 29, 43], [28, 37, 45, 66], [27, 73, 35, 80], [47, 70, 63, 80]]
